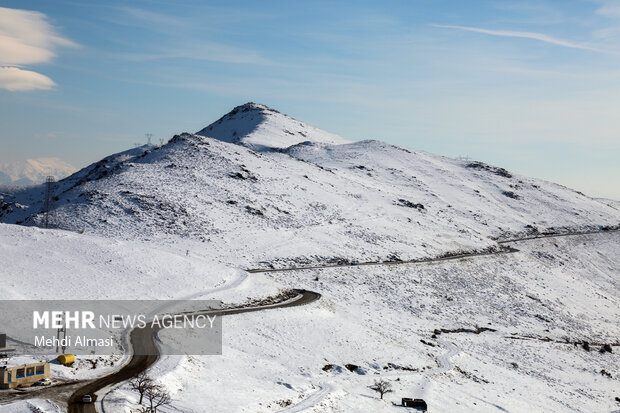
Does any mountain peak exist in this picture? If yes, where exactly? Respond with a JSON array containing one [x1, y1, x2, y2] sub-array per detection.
[[196, 103, 351, 150], [231, 102, 277, 112]]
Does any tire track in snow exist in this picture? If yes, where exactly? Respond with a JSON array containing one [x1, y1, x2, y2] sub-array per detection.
[[434, 339, 459, 374], [277, 383, 334, 413]]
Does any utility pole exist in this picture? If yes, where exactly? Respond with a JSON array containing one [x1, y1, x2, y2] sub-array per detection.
[[56, 313, 66, 354], [43, 176, 56, 229]]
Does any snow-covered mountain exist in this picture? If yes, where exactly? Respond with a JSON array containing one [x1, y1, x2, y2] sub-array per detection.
[[0, 103, 618, 268], [0, 103, 618, 412], [0, 157, 76, 186], [196, 102, 351, 150]]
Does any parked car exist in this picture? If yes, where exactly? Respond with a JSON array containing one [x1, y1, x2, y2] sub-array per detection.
[[34, 378, 52, 386], [82, 395, 93, 403]]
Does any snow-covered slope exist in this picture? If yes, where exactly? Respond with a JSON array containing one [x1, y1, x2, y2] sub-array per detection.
[[0, 224, 617, 412], [0, 103, 618, 413], [0, 157, 76, 185], [0, 104, 618, 269]]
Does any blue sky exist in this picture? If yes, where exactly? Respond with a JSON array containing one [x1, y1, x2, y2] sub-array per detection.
[[1, 0, 619, 199]]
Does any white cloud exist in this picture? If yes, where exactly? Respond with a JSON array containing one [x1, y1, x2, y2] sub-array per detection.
[[432, 24, 606, 53], [0, 7, 77, 91], [0, 66, 56, 91]]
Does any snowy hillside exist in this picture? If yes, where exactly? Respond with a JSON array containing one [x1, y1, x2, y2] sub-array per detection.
[[0, 157, 76, 186], [0, 103, 617, 269], [0, 103, 618, 413], [0, 224, 618, 412]]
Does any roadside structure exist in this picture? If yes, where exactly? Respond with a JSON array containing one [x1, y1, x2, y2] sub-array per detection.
[[0, 361, 50, 389]]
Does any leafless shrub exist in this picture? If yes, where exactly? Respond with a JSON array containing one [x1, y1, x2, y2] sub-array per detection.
[[146, 383, 172, 412], [370, 378, 393, 399], [130, 372, 153, 405]]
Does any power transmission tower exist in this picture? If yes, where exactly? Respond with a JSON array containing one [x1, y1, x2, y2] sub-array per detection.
[[145, 133, 153, 145], [43, 176, 56, 229]]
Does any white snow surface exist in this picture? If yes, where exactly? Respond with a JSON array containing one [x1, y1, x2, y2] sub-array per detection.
[[0, 103, 618, 412], [0, 225, 617, 412], [196, 102, 351, 150], [0, 399, 60, 413]]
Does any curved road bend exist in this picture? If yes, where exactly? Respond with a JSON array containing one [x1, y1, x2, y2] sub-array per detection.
[[68, 289, 321, 413]]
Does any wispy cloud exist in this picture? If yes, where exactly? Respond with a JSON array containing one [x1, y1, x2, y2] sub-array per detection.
[[109, 6, 274, 66], [595, 1, 620, 19], [116, 42, 273, 66], [117, 6, 189, 28], [0, 6, 77, 91], [113, 5, 276, 29], [593, 0, 620, 41], [432, 24, 606, 53]]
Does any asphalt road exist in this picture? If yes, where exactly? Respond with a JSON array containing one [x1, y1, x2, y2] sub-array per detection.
[[496, 227, 619, 243], [247, 228, 620, 274], [247, 246, 519, 273], [67, 289, 321, 413]]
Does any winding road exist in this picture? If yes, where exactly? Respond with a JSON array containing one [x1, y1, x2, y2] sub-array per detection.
[[496, 227, 619, 243], [247, 246, 519, 273], [67, 289, 321, 413], [5, 227, 617, 412], [247, 227, 619, 274]]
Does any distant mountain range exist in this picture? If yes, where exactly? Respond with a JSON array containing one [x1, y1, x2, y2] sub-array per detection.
[[0, 157, 76, 186]]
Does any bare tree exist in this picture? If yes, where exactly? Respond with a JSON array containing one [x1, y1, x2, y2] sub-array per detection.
[[130, 372, 153, 405], [146, 383, 172, 412], [370, 378, 393, 399]]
